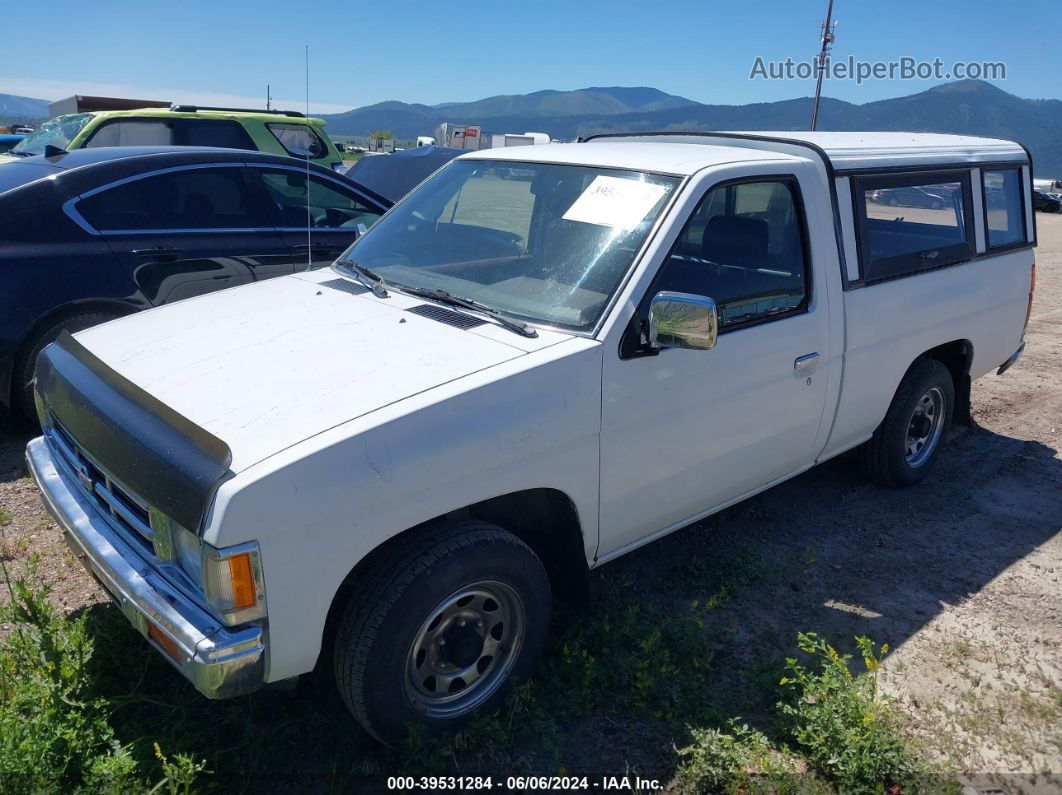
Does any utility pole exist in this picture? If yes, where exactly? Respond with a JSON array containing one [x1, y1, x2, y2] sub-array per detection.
[[810, 0, 837, 131]]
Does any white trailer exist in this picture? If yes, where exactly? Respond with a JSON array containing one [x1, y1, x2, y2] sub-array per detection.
[[434, 123, 483, 150]]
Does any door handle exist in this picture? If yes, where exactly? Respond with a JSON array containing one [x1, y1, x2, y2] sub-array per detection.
[[293, 243, 336, 250], [794, 352, 820, 370], [132, 246, 184, 260]]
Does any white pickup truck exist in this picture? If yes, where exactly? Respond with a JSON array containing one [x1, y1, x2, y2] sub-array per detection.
[[27, 131, 1035, 744]]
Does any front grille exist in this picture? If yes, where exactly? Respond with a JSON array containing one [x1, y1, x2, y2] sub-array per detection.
[[48, 418, 154, 554], [45, 416, 209, 609]]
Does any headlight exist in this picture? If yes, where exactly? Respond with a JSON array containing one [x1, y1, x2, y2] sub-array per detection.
[[149, 508, 265, 625], [173, 522, 203, 585]]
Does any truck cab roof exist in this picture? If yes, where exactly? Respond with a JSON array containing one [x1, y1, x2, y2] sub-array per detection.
[[460, 131, 1029, 175], [459, 140, 804, 175]]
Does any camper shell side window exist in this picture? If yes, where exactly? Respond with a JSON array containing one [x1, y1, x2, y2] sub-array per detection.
[[852, 169, 975, 284]]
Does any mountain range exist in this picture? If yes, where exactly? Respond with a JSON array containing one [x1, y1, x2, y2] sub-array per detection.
[[2, 80, 1060, 174], [0, 93, 49, 118], [320, 81, 1062, 175]]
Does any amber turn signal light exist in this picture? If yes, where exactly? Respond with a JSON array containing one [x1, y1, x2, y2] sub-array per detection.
[[227, 552, 257, 612]]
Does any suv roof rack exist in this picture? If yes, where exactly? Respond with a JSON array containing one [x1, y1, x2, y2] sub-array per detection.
[[169, 104, 306, 118]]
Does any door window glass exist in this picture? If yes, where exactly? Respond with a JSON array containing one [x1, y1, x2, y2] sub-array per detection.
[[178, 120, 256, 150], [653, 180, 810, 329], [85, 121, 174, 147], [258, 169, 382, 228], [77, 167, 259, 231], [267, 124, 327, 159]]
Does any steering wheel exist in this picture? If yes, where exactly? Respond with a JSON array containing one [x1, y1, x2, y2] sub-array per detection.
[[324, 208, 352, 227]]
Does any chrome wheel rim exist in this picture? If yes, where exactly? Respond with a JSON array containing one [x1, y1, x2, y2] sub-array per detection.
[[404, 581, 525, 718], [905, 386, 946, 467]]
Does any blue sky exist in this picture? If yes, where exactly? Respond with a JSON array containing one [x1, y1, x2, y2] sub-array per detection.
[[1, 0, 1057, 113]]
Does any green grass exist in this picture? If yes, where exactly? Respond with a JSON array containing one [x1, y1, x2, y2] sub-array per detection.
[[1, 535, 954, 792], [0, 557, 207, 793], [674, 634, 957, 794]]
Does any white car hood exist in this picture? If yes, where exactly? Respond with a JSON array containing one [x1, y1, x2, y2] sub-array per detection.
[[73, 271, 568, 471]]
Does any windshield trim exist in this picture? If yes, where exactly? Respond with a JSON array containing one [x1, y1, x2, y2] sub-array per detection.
[[454, 156, 690, 181]]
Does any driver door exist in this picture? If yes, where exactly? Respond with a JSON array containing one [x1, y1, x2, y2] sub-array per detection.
[[597, 163, 834, 559], [250, 166, 386, 269]]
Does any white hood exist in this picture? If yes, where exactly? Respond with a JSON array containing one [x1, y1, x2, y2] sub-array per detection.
[[73, 271, 568, 471]]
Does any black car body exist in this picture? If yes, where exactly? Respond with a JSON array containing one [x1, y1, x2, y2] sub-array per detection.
[[872, 186, 952, 210], [344, 145, 464, 204], [1034, 190, 1062, 213], [0, 146, 391, 418]]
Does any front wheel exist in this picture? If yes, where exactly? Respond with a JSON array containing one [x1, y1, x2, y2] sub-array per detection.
[[859, 358, 955, 487], [333, 521, 551, 745], [15, 311, 119, 422]]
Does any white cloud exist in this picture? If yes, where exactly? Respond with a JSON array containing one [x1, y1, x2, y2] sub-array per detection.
[[0, 76, 352, 115]]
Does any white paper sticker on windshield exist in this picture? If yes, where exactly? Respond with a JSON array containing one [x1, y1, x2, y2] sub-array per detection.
[[562, 176, 667, 229]]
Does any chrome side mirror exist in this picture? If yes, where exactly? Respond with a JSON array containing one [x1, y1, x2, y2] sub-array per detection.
[[648, 291, 718, 351]]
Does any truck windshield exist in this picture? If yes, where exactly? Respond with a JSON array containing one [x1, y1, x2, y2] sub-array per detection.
[[10, 114, 92, 156], [339, 160, 680, 331]]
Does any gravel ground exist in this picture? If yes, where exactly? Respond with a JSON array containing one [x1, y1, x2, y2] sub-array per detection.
[[0, 215, 1060, 790]]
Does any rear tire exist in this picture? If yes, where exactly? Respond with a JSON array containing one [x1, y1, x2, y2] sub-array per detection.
[[14, 311, 118, 423], [333, 521, 551, 745], [859, 358, 954, 487]]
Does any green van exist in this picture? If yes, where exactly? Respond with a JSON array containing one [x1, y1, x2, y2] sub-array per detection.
[[1, 105, 343, 170]]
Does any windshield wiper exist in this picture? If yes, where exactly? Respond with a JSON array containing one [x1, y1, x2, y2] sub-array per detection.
[[390, 284, 538, 338], [337, 258, 388, 298]]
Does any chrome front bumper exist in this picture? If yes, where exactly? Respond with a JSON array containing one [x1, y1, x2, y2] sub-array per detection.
[[26, 436, 264, 699]]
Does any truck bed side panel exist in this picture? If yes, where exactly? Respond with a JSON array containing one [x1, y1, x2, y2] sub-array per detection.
[[822, 250, 1032, 459]]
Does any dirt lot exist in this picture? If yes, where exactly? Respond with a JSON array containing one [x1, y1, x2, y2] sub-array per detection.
[[1, 216, 1060, 791]]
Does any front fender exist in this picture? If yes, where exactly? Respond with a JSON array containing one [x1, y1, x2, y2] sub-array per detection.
[[209, 340, 602, 682]]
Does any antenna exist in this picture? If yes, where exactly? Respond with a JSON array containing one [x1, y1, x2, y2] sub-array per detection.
[[810, 0, 837, 131], [305, 44, 312, 271], [266, 84, 272, 111]]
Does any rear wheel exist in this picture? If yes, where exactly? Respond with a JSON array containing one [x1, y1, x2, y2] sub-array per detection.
[[859, 358, 954, 487], [14, 311, 118, 422], [333, 521, 551, 745]]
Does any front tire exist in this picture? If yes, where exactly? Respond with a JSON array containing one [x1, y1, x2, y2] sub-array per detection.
[[859, 358, 954, 487], [333, 521, 551, 745], [14, 311, 119, 422]]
